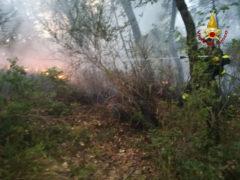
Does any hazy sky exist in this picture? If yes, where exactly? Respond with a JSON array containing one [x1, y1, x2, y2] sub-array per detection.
[[0, 0, 238, 70], [134, 0, 191, 35], [0, 0, 66, 70]]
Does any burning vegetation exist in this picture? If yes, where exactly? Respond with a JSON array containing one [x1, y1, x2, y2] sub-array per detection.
[[1, 59, 67, 80]]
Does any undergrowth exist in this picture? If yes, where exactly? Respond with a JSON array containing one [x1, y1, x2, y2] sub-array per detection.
[[1, 57, 240, 180], [141, 87, 240, 180], [0, 59, 78, 179]]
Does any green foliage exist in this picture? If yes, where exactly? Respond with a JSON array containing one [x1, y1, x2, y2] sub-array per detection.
[[143, 85, 240, 179], [219, 5, 230, 13], [0, 101, 32, 145], [217, 2, 240, 14], [42, 67, 65, 81], [70, 164, 96, 180], [230, 2, 240, 7], [0, 59, 73, 179], [45, 101, 70, 117], [70, 125, 90, 144], [0, 58, 39, 100], [0, 122, 72, 179], [41, 67, 70, 102], [135, 0, 158, 7], [131, 110, 156, 128]]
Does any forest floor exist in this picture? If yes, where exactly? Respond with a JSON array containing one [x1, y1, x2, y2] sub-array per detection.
[[38, 105, 158, 180]]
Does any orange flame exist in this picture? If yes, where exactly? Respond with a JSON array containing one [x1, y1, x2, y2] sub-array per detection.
[[57, 75, 65, 80], [2, 64, 66, 80]]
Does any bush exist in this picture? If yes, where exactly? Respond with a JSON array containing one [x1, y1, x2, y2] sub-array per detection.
[[106, 62, 178, 128], [0, 59, 73, 179], [143, 87, 240, 180]]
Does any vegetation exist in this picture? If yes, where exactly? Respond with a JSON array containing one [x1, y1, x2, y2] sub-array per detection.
[[1, 48, 240, 180], [0, 59, 72, 179], [0, 0, 240, 179]]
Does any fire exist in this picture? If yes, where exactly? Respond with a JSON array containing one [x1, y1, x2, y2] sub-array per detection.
[[1, 64, 67, 80], [57, 75, 65, 80]]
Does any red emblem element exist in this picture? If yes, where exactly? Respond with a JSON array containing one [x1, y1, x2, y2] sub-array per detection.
[[197, 30, 228, 46], [209, 32, 215, 38]]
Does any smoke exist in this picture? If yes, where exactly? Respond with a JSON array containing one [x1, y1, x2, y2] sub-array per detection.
[[0, 0, 239, 76], [0, 0, 65, 71]]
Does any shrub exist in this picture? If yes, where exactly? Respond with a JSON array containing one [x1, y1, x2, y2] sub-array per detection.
[[0, 59, 74, 179], [144, 87, 240, 180]]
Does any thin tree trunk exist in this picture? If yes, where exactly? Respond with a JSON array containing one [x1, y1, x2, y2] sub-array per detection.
[[120, 0, 141, 43], [120, 0, 156, 126], [111, 0, 130, 58], [120, 0, 154, 83], [168, 0, 184, 86], [175, 0, 198, 83]]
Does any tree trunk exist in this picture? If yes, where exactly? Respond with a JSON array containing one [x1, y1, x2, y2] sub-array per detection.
[[120, 0, 141, 43], [168, 0, 184, 87], [111, 0, 130, 58], [120, 0, 154, 82], [175, 0, 198, 83]]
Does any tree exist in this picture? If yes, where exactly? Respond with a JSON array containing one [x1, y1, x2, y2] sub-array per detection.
[[120, 0, 142, 44], [173, 0, 199, 88], [168, 0, 184, 86], [38, 0, 117, 72], [136, 0, 196, 86]]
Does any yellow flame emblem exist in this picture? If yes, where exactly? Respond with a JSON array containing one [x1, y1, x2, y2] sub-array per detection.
[[204, 13, 221, 40]]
